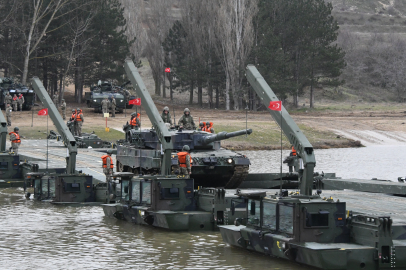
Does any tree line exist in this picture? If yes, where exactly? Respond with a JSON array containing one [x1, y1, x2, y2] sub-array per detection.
[[0, 0, 345, 109]]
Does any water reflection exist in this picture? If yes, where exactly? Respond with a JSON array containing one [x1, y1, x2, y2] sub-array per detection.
[[0, 188, 311, 270], [242, 145, 406, 181]]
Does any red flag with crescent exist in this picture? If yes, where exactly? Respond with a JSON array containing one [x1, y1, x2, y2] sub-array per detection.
[[268, 101, 282, 111], [38, 108, 48, 115], [129, 98, 141, 106]]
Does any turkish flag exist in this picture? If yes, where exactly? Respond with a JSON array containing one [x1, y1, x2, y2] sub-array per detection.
[[165, 68, 171, 73], [38, 108, 48, 115], [268, 101, 282, 111], [129, 98, 141, 106]]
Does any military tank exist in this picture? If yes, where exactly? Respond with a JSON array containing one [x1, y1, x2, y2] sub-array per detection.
[[117, 124, 251, 188], [0, 77, 35, 110], [85, 80, 136, 113]]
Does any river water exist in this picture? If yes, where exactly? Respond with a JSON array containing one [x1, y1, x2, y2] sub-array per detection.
[[0, 145, 402, 270]]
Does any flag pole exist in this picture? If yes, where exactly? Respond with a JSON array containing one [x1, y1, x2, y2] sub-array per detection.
[[46, 113, 48, 172], [280, 106, 283, 197]]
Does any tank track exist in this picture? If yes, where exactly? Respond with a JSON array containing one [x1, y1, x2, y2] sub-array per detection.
[[224, 165, 249, 189]]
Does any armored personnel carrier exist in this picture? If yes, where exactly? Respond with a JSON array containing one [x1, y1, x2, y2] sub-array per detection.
[[85, 81, 135, 113], [0, 77, 35, 110], [117, 124, 251, 188]]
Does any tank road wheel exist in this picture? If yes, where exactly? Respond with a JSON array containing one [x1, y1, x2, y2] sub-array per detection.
[[117, 161, 124, 172], [224, 165, 249, 189]]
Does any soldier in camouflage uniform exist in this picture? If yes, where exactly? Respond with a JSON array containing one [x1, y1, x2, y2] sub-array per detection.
[[101, 149, 114, 181], [75, 108, 84, 136], [18, 94, 24, 111], [9, 127, 21, 155], [12, 94, 18, 111], [177, 145, 192, 176], [61, 99, 66, 120], [111, 96, 116, 117], [101, 97, 109, 115], [178, 108, 196, 130], [5, 93, 12, 107], [161, 106, 172, 126], [5, 104, 12, 126]]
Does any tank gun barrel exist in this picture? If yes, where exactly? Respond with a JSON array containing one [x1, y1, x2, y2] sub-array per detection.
[[201, 129, 252, 145]]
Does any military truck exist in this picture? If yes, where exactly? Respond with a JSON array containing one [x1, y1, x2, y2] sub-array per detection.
[[218, 65, 406, 270], [0, 77, 35, 110], [85, 81, 135, 113]]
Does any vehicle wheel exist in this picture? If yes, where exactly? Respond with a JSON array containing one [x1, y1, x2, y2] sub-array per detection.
[[117, 161, 124, 172]]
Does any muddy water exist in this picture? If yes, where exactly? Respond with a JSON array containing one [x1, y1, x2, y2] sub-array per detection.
[[243, 145, 406, 181], [0, 146, 401, 269]]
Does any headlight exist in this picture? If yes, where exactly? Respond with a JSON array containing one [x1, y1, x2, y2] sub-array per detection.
[[120, 100, 123, 102], [93, 99, 97, 102], [28, 90, 34, 93], [227, 158, 233, 164]]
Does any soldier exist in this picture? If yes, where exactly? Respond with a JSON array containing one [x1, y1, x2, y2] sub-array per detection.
[[177, 145, 192, 176], [9, 127, 21, 155], [61, 99, 66, 120], [161, 106, 172, 125], [199, 122, 204, 131], [12, 94, 18, 111], [178, 108, 196, 130], [53, 93, 58, 107], [69, 109, 77, 135], [18, 94, 24, 111], [101, 97, 110, 115], [75, 108, 84, 136], [101, 149, 114, 181], [5, 92, 12, 107], [111, 96, 116, 117], [206, 122, 214, 133], [5, 104, 12, 126], [130, 112, 140, 129]]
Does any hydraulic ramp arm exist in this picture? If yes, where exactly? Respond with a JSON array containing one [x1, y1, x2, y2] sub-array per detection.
[[245, 65, 316, 196], [123, 59, 173, 176], [31, 77, 77, 175]]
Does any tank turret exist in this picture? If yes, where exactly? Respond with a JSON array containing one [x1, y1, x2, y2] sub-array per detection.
[[200, 129, 252, 145]]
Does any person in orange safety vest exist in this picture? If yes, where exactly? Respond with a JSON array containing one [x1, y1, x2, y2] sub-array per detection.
[[177, 145, 192, 176], [130, 112, 140, 129], [9, 126, 21, 155], [75, 108, 84, 136], [290, 145, 297, 156], [206, 121, 214, 133], [101, 149, 114, 181]]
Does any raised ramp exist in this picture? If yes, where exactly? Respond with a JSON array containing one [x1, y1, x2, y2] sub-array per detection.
[[322, 178, 406, 195]]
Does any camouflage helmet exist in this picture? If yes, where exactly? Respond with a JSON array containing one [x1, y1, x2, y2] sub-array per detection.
[[72, 109, 75, 112], [206, 122, 210, 126], [77, 108, 80, 111], [107, 149, 113, 155], [184, 108, 190, 114], [61, 99, 65, 101], [182, 145, 190, 152], [163, 106, 169, 112], [199, 122, 203, 127], [14, 127, 19, 131], [131, 112, 136, 116]]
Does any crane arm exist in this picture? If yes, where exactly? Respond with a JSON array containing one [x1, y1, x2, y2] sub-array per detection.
[[123, 59, 173, 175], [31, 77, 77, 174], [246, 65, 316, 196]]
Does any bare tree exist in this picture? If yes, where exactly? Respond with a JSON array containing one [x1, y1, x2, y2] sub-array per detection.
[[143, 0, 173, 96], [120, 0, 147, 63], [21, 0, 71, 85], [214, 0, 258, 110]]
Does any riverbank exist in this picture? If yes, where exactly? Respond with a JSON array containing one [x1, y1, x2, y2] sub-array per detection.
[[9, 100, 406, 150]]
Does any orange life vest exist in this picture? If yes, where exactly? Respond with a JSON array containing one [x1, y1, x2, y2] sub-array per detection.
[[76, 111, 83, 121], [71, 112, 76, 119], [177, 152, 193, 168], [9, 132, 21, 143], [101, 155, 114, 168], [208, 122, 214, 133], [18, 95, 22, 99], [291, 146, 297, 156], [202, 122, 206, 131], [130, 114, 140, 127], [13, 96, 17, 101]]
